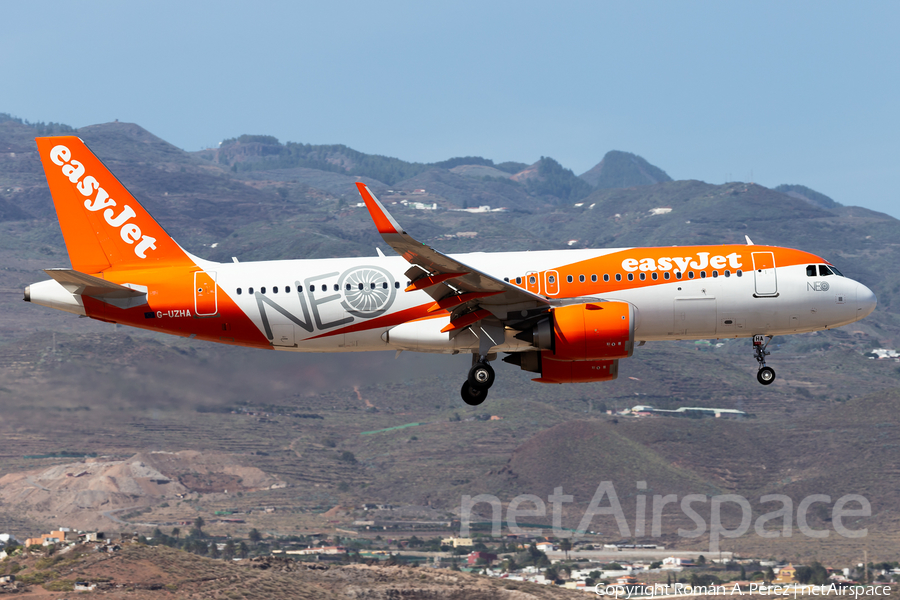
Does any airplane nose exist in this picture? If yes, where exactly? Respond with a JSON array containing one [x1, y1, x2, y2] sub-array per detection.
[[856, 282, 876, 319]]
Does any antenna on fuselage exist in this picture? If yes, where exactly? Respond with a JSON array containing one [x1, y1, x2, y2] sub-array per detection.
[[744, 235, 754, 245]]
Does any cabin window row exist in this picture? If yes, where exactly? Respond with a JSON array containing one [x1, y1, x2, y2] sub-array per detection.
[[510, 270, 743, 285], [235, 281, 402, 295]]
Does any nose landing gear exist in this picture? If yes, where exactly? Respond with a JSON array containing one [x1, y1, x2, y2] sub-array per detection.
[[753, 334, 776, 385]]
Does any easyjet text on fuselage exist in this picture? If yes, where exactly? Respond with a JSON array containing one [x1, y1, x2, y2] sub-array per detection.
[[621, 251, 743, 273]]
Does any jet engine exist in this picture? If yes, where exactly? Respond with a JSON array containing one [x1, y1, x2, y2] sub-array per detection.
[[505, 301, 635, 383]]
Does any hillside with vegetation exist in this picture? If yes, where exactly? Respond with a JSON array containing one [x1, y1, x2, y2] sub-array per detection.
[[1, 114, 900, 563]]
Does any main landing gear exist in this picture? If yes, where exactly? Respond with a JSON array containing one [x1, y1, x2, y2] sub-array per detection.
[[461, 357, 495, 406], [753, 334, 776, 385]]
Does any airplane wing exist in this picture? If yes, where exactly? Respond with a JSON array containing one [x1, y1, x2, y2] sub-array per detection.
[[355, 183, 549, 332]]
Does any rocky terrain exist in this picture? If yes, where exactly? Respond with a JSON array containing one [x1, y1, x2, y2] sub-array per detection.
[[1, 544, 583, 599]]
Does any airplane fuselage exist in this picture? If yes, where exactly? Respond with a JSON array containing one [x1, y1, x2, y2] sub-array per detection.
[[28, 244, 875, 353]]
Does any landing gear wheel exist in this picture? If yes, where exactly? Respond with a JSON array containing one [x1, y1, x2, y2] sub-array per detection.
[[752, 335, 776, 386], [461, 381, 488, 406], [468, 362, 495, 390], [757, 367, 776, 385]]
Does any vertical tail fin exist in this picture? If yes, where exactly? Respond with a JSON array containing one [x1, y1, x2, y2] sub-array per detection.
[[35, 136, 193, 273]]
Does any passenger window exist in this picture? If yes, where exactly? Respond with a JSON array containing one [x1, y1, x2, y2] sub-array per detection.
[[700, 271, 706, 279], [248, 287, 254, 294], [286, 286, 291, 293], [819, 265, 833, 276], [504, 277, 509, 282], [724, 270, 730, 277], [688, 272, 695, 279], [627, 273, 634, 281], [639, 273, 645, 281], [382, 282, 388, 289], [676, 272, 682, 280], [333, 284, 338, 291], [603, 274, 609, 282], [370, 283, 376, 290], [664, 272, 670, 280], [346, 283, 352, 291], [712, 271, 718, 278], [261, 287, 266, 294], [806, 265, 817, 277], [579, 275, 585, 283], [273, 286, 278, 293], [737, 270, 743, 277], [548, 275, 556, 283], [591, 274, 597, 282], [395, 281, 400, 288], [651, 272, 658, 280], [516, 277, 522, 284], [237, 288, 242, 295], [566, 275, 573, 283], [297, 285, 303, 292], [321, 284, 327, 292], [529, 276, 536, 284], [615, 274, 622, 282]]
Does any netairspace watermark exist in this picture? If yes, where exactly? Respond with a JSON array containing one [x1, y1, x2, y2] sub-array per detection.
[[460, 481, 871, 553], [595, 583, 891, 598]]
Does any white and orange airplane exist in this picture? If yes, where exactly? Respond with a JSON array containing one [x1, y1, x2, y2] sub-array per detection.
[[25, 137, 876, 405]]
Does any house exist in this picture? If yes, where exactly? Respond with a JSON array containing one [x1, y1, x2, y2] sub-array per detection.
[[467, 551, 497, 566], [565, 581, 589, 590], [774, 564, 798, 584], [24, 530, 73, 548], [662, 557, 695, 568], [616, 575, 638, 585], [441, 537, 474, 548], [535, 542, 556, 552]]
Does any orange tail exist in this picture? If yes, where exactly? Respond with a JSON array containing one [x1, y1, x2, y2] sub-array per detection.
[[35, 136, 193, 273]]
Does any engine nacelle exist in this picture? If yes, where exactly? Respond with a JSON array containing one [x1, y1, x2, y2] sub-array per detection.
[[517, 301, 635, 360], [535, 354, 619, 384], [503, 351, 620, 383]]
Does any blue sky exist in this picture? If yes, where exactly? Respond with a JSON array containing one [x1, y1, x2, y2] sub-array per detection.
[[2, 1, 898, 216]]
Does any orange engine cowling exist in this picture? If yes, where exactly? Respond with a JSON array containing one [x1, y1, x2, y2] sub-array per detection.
[[550, 301, 634, 361], [533, 354, 619, 384]]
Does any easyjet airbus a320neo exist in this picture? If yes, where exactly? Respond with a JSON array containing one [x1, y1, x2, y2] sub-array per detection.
[[25, 137, 877, 405]]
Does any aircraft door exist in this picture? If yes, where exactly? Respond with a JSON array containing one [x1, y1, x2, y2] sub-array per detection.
[[544, 270, 559, 295], [526, 271, 540, 294], [752, 252, 778, 296], [194, 271, 218, 316]]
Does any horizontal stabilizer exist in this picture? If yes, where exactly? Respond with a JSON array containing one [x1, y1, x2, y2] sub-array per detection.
[[43, 269, 146, 299]]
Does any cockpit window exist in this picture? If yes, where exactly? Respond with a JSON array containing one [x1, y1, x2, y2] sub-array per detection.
[[829, 265, 844, 277], [806, 265, 817, 277], [818, 265, 833, 276]]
